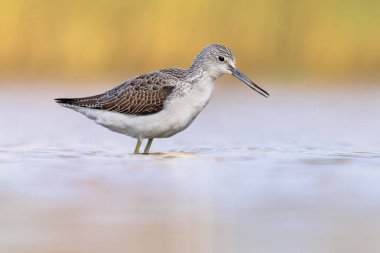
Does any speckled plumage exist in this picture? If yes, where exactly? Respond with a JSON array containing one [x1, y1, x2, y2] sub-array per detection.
[[56, 44, 235, 116], [56, 72, 177, 116], [55, 44, 269, 153]]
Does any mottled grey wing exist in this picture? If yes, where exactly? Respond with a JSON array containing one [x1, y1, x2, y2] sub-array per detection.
[[55, 72, 176, 116], [98, 85, 175, 115]]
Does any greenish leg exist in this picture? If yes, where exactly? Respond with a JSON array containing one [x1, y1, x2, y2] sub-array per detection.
[[143, 138, 154, 154], [134, 139, 142, 154]]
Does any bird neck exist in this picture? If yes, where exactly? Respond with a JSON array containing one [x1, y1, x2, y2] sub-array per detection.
[[187, 57, 205, 78], [188, 57, 219, 81], [189, 55, 205, 71]]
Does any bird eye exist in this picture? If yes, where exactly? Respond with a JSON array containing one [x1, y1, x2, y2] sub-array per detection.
[[218, 56, 225, 62]]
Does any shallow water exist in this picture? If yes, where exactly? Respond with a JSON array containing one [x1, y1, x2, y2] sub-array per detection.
[[1, 80, 380, 253]]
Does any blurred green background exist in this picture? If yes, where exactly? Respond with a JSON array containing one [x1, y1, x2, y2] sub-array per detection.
[[1, 0, 379, 79]]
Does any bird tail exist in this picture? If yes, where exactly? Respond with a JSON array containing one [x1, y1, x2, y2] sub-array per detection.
[[55, 98, 76, 105], [54, 95, 102, 109]]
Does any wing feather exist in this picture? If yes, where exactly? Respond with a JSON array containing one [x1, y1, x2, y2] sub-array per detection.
[[55, 71, 176, 116]]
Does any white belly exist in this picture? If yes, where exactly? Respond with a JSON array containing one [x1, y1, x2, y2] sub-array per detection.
[[72, 77, 215, 139]]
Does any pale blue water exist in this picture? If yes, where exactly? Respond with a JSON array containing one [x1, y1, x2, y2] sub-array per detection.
[[1, 80, 380, 253]]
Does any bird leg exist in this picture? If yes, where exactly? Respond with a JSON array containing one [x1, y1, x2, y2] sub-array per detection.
[[143, 138, 154, 154], [134, 139, 142, 154]]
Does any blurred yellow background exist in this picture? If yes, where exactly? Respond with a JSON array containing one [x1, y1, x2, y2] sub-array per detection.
[[1, 0, 379, 79]]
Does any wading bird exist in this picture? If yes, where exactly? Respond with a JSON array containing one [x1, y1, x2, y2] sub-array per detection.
[[56, 44, 269, 154]]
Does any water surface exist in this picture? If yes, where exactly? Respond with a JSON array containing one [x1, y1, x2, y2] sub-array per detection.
[[1, 80, 380, 253]]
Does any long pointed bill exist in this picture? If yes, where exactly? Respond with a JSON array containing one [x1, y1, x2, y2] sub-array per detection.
[[230, 68, 269, 98]]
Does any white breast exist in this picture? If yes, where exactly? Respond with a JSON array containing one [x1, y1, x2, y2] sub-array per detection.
[[72, 75, 216, 139]]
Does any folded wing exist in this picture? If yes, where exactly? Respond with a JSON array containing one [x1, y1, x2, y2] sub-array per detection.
[[55, 72, 176, 116]]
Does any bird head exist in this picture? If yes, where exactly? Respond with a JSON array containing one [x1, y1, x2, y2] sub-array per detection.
[[191, 44, 269, 98]]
